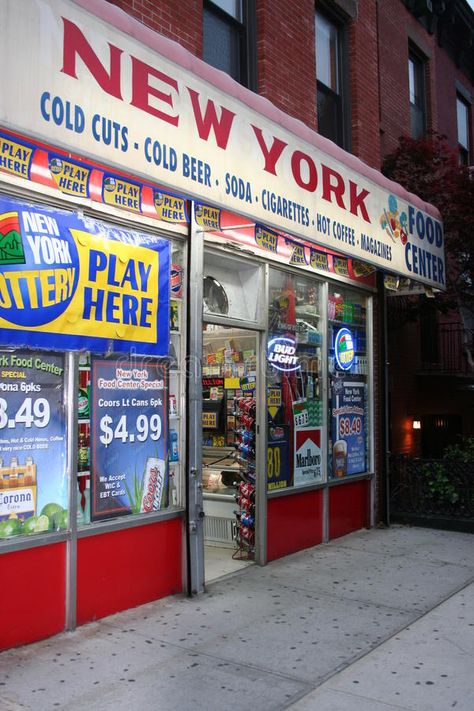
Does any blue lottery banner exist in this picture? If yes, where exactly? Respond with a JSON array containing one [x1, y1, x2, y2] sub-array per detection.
[[330, 378, 366, 477], [90, 358, 168, 521], [0, 194, 170, 356], [0, 350, 68, 538]]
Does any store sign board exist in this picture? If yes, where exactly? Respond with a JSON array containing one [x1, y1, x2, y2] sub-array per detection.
[[330, 380, 366, 477], [294, 427, 324, 486], [0, 195, 170, 355], [0, 351, 67, 538], [90, 358, 168, 521], [0, 0, 444, 289]]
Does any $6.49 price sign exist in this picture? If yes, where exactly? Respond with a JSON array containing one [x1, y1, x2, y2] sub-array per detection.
[[99, 413, 162, 446]]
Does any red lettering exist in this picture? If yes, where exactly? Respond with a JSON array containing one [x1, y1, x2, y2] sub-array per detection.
[[291, 151, 318, 192], [61, 18, 123, 99], [187, 89, 235, 149], [349, 181, 371, 223], [321, 166, 346, 209], [251, 126, 287, 175], [130, 57, 179, 126]]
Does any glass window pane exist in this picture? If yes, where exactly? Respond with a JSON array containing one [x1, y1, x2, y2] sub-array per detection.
[[267, 270, 325, 490], [317, 83, 342, 145], [208, 0, 242, 21], [457, 97, 469, 151], [316, 12, 339, 93], [328, 286, 369, 478], [203, 252, 263, 323], [408, 58, 416, 105], [408, 52, 426, 138], [203, 7, 241, 81]]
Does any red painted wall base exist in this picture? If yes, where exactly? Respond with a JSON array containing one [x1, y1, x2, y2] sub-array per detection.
[[0, 518, 184, 651], [0, 543, 66, 651], [76, 517, 183, 625], [267, 490, 323, 561], [329, 480, 370, 540]]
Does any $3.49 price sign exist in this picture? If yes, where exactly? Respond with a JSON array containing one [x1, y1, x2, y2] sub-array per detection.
[[99, 413, 162, 446], [338, 415, 362, 438], [0, 397, 51, 429]]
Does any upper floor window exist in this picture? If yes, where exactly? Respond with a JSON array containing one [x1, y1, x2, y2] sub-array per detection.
[[202, 0, 257, 90], [408, 48, 427, 139], [456, 95, 471, 166], [316, 10, 348, 149]]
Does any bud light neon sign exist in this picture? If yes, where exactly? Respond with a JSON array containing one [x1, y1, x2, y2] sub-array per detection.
[[267, 336, 299, 372], [334, 328, 356, 371]]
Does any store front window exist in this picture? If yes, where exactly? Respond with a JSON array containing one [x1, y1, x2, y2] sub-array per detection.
[[327, 286, 369, 478], [267, 269, 325, 490], [0, 195, 186, 539], [77, 244, 186, 526]]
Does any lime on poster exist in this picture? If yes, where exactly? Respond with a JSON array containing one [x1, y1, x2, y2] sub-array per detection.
[[0, 350, 67, 538]]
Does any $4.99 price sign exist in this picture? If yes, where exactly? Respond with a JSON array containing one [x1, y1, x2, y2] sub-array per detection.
[[91, 359, 168, 521], [99, 412, 162, 446]]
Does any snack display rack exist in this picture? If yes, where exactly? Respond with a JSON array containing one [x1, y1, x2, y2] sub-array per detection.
[[233, 396, 256, 559]]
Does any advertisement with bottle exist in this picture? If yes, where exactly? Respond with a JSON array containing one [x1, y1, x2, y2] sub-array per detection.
[[90, 358, 168, 521], [0, 350, 67, 538], [330, 378, 366, 477]]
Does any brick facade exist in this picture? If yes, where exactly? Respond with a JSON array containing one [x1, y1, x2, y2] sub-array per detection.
[[104, 0, 473, 469]]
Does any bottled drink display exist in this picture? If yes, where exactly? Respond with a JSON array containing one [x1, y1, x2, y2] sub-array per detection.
[[233, 396, 256, 559]]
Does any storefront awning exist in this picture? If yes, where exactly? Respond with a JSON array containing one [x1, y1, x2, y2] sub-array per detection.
[[0, 0, 445, 289]]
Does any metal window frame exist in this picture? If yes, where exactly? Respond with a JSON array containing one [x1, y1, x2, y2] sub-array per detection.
[[203, 0, 257, 91]]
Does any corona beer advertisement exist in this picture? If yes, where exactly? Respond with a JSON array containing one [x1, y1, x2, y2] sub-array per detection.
[[0, 350, 67, 538], [0, 195, 170, 355]]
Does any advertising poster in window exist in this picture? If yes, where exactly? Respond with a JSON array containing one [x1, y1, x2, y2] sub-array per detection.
[[0, 350, 67, 538], [0, 194, 169, 357], [294, 426, 324, 486], [90, 358, 168, 521], [330, 378, 366, 477], [267, 424, 291, 491]]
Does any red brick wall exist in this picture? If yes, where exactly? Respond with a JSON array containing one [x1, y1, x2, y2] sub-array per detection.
[[435, 47, 474, 156], [106, 0, 202, 55], [348, 0, 381, 168], [256, 0, 317, 129], [377, 0, 438, 158]]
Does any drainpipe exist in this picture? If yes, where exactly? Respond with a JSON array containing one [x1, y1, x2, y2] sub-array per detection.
[[377, 270, 390, 526]]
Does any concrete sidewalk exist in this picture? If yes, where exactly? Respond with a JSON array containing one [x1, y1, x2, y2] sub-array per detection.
[[1, 525, 473, 711]]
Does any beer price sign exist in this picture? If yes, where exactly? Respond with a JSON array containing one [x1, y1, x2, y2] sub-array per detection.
[[330, 380, 366, 477], [90, 358, 168, 521], [0, 350, 67, 538]]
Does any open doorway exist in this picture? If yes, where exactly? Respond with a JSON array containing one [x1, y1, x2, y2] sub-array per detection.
[[201, 323, 257, 583]]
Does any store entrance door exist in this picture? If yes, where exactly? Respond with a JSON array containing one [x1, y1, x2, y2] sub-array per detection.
[[201, 324, 258, 583]]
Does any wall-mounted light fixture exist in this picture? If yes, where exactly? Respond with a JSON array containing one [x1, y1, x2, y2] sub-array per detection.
[[413, 419, 421, 430]]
